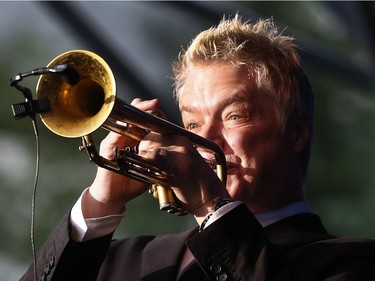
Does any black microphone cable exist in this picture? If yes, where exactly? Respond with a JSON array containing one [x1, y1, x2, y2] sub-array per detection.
[[10, 68, 52, 281], [30, 116, 40, 281], [10, 64, 80, 281]]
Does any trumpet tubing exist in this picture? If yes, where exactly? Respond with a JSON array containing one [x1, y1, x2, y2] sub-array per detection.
[[35, 50, 227, 215]]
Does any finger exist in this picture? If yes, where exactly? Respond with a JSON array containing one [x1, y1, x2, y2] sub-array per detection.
[[140, 133, 183, 150], [130, 97, 143, 105], [100, 98, 162, 151], [138, 147, 169, 163], [139, 146, 172, 168], [130, 98, 161, 111]]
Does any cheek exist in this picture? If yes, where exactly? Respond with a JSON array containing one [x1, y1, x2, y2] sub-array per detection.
[[227, 126, 286, 166], [226, 132, 255, 166], [225, 127, 257, 155]]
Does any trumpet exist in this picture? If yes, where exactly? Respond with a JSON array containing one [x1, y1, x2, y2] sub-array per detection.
[[13, 50, 226, 215]]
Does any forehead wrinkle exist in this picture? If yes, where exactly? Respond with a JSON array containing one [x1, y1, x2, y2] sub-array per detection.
[[178, 64, 258, 114], [219, 92, 252, 109], [180, 91, 252, 116], [179, 104, 194, 113]]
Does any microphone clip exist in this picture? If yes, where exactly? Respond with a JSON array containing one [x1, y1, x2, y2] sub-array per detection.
[[9, 64, 78, 120]]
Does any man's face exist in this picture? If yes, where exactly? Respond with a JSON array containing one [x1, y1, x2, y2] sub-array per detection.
[[178, 63, 298, 213]]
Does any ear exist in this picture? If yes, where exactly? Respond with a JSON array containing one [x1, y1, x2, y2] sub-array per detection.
[[292, 113, 311, 153]]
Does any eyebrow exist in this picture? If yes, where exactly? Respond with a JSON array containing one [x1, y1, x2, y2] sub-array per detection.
[[180, 92, 250, 113], [179, 104, 193, 113], [220, 94, 250, 108]]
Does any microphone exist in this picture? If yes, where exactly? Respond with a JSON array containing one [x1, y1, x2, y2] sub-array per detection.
[[10, 64, 80, 86], [10, 64, 80, 119]]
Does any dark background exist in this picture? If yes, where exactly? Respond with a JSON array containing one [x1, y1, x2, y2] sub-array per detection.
[[1, 1, 374, 279]]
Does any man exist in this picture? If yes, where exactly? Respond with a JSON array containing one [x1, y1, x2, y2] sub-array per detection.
[[21, 15, 375, 281]]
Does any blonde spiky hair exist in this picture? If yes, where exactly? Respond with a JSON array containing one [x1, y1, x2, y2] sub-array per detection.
[[172, 14, 313, 133], [172, 14, 315, 178]]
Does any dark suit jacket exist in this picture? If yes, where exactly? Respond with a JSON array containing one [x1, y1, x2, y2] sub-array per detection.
[[20, 204, 375, 281]]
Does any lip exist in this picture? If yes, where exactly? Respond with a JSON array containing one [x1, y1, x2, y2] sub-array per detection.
[[225, 161, 241, 174], [223, 154, 243, 173]]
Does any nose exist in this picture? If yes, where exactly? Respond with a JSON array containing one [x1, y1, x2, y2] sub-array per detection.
[[197, 122, 226, 157]]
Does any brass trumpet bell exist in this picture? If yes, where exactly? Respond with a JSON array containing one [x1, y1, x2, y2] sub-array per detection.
[[36, 50, 116, 138]]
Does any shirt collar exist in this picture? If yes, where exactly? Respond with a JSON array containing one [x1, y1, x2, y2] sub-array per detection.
[[255, 201, 311, 227]]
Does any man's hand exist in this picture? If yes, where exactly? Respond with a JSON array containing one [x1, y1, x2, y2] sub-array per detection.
[[138, 133, 230, 222], [83, 98, 161, 218]]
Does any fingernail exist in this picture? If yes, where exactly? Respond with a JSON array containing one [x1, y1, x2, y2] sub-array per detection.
[[157, 148, 167, 156], [139, 150, 147, 156]]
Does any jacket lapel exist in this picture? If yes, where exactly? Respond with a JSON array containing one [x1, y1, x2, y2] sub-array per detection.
[[265, 213, 334, 250], [141, 227, 198, 281]]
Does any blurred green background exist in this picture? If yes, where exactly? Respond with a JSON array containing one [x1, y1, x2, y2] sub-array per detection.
[[1, 1, 375, 280]]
